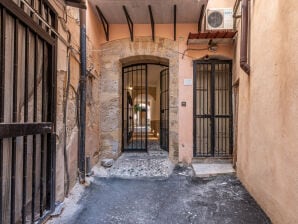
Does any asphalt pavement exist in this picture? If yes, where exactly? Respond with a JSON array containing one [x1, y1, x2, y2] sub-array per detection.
[[49, 167, 271, 224]]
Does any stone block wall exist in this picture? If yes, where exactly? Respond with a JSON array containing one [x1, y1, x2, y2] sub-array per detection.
[[99, 37, 179, 161]]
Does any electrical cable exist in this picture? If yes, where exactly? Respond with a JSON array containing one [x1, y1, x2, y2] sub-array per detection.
[[182, 47, 209, 59]]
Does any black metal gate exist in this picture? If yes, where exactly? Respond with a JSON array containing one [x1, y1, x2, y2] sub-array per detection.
[[193, 60, 233, 157], [0, 1, 57, 223], [122, 64, 148, 151], [160, 68, 169, 151]]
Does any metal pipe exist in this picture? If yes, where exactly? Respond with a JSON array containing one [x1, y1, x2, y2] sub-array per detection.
[[40, 42, 47, 217], [31, 34, 38, 223], [11, 19, 19, 224], [198, 4, 206, 32], [86, 156, 93, 176], [79, 9, 87, 183], [240, 0, 250, 74], [233, 0, 241, 29], [66, 0, 86, 9], [63, 50, 71, 195], [22, 27, 29, 224]]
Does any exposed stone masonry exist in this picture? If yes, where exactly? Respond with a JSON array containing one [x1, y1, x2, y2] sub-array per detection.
[[99, 37, 179, 161]]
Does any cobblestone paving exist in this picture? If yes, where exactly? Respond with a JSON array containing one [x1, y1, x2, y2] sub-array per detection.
[[108, 141, 174, 178]]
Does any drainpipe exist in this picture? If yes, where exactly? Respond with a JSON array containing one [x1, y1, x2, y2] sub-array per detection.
[[240, 0, 250, 74], [79, 8, 87, 183], [198, 0, 208, 32]]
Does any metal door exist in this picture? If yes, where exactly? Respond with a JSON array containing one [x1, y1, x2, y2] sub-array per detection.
[[0, 1, 57, 223], [193, 60, 233, 157], [160, 68, 169, 151], [122, 64, 148, 151]]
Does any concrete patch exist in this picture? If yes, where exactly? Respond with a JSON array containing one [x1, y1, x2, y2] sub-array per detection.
[[192, 163, 235, 177]]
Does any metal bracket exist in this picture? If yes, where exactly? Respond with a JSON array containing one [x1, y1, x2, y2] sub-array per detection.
[[174, 5, 177, 41], [123, 6, 134, 41], [198, 4, 206, 32], [96, 6, 109, 41], [148, 5, 155, 42]]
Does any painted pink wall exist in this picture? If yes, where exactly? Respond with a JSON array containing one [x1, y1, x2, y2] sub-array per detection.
[[234, 0, 298, 222]]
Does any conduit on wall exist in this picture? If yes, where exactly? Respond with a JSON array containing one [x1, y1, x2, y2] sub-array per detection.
[[240, 0, 250, 74]]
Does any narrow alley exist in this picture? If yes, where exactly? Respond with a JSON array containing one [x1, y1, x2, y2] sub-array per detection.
[[48, 166, 270, 224], [0, 0, 297, 223]]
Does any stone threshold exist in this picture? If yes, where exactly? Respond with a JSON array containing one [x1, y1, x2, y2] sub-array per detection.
[[192, 163, 235, 178]]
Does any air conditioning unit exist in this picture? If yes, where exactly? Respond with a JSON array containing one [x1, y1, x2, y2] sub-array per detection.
[[206, 8, 233, 30]]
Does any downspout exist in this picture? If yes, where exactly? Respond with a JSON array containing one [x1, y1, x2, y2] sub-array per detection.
[[240, 0, 250, 74], [78, 8, 87, 183], [198, 0, 208, 32]]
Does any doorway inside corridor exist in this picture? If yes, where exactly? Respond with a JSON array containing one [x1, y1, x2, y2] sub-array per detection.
[[122, 64, 169, 152], [193, 60, 233, 157]]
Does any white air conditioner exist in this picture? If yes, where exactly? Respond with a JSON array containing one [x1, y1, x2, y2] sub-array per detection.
[[206, 8, 233, 30]]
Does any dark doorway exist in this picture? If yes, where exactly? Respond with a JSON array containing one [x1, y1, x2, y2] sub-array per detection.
[[160, 68, 169, 151], [193, 60, 233, 157], [122, 64, 148, 151], [122, 64, 169, 152]]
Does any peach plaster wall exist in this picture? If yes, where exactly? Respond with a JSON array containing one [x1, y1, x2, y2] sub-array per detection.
[[234, 0, 298, 223]]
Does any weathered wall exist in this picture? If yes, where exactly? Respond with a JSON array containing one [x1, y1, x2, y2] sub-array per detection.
[[234, 0, 298, 223], [49, 0, 102, 201], [96, 18, 233, 163], [99, 37, 180, 161], [94, 1, 234, 163], [0, 0, 102, 220]]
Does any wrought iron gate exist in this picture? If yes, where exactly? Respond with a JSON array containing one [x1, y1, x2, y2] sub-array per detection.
[[160, 68, 169, 151], [122, 64, 148, 151], [0, 1, 57, 223], [193, 60, 233, 157]]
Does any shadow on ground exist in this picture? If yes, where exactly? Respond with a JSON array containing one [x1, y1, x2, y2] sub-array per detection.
[[48, 167, 271, 224]]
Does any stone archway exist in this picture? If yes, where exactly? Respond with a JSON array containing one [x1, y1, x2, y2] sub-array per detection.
[[99, 37, 179, 161], [120, 55, 169, 67]]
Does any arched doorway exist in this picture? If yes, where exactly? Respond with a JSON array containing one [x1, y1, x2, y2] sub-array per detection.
[[99, 37, 179, 160], [122, 63, 169, 152]]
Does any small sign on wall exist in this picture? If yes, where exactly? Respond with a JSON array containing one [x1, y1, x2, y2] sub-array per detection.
[[184, 79, 193, 86]]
